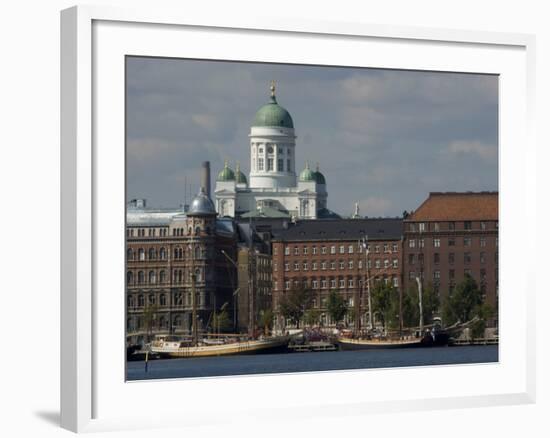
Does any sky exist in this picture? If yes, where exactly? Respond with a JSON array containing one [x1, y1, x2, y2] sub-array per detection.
[[126, 57, 498, 217]]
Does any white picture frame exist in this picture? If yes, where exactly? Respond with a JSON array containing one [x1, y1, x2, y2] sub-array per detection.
[[60, 5, 536, 433]]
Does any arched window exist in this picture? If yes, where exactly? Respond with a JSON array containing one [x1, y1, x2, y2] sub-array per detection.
[[137, 271, 144, 284], [173, 248, 178, 259], [136, 316, 142, 329], [138, 248, 145, 261], [159, 247, 166, 259], [148, 294, 155, 305], [195, 226, 201, 235], [127, 248, 133, 260], [173, 315, 181, 327], [127, 271, 134, 285], [127, 295, 134, 307], [159, 316, 166, 329], [149, 270, 156, 284], [178, 270, 183, 283], [148, 248, 156, 260], [160, 294, 166, 306], [138, 294, 144, 307], [127, 318, 132, 331], [194, 246, 200, 259], [159, 270, 166, 284]]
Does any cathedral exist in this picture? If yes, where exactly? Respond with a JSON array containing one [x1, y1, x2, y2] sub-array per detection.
[[214, 82, 335, 220]]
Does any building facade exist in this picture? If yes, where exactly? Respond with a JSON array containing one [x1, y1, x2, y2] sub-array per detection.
[[403, 192, 499, 313], [270, 218, 403, 328], [214, 82, 332, 220], [126, 190, 237, 344]]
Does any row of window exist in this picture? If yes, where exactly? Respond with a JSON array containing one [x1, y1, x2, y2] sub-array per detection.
[[277, 242, 399, 256], [254, 157, 292, 172], [252, 143, 292, 156], [278, 258, 399, 272], [407, 236, 497, 249], [408, 220, 497, 233], [127, 291, 206, 308], [127, 228, 169, 238], [408, 268, 496, 281], [127, 246, 207, 261], [276, 276, 399, 291], [127, 268, 203, 285], [408, 251, 497, 265]]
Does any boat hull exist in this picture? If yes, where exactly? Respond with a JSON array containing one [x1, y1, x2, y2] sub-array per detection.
[[151, 336, 290, 358], [338, 333, 450, 350]]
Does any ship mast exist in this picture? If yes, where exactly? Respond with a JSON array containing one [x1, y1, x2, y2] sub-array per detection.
[[191, 240, 198, 346], [362, 236, 373, 331]]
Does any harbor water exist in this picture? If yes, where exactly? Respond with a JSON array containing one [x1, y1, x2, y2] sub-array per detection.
[[127, 345, 498, 380]]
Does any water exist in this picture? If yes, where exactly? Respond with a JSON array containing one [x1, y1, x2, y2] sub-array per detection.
[[127, 345, 498, 380]]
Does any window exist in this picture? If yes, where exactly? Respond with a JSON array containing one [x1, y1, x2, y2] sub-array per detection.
[[383, 244, 389, 253], [449, 221, 455, 230], [419, 223, 426, 232], [393, 259, 398, 269], [312, 246, 318, 255], [267, 158, 274, 171], [448, 237, 455, 246], [348, 245, 354, 254], [303, 246, 308, 255], [464, 252, 471, 264], [294, 246, 299, 255], [410, 223, 416, 232], [277, 158, 283, 171], [480, 252, 486, 264], [284, 246, 290, 255], [408, 254, 415, 265], [464, 269, 472, 277], [449, 269, 455, 279], [434, 222, 440, 232], [433, 238, 440, 247], [285, 281, 290, 290], [273, 247, 278, 255], [449, 252, 455, 264], [321, 279, 327, 289], [330, 246, 336, 254], [419, 239, 425, 248], [330, 261, 336, 270], [384, 259, 390, 269], [464, 221, 472, 230], [375, 259, 381, 269], [312, 280, 319, 289], [348, 279, 354, 288], [464, 237, 472, 247], [348, 260, 354, 269], [331, 279, 337, 288], [375, 245, 380, 253], [339, 279, 345, 288], [284, 263, 289, 271], [339, 245, 345, 254], [258, 158, 264, 171], [127, 248, 133, 260], [321, 261, 327, 270], [434, 253, 440, 264], [392, 243, 398, 252], [148, 248, 156, 260], [339, 260, 345, 270], [433, 270, 440, 280], [358, 260, 363, 269], [393, 277, 399, 287], [287, 159, 291, 171], [480, 237, 486, 247], [481, 221, 486, 230], [312, 262, 318, 270], [303, 262, 308, 271], [126, 271, 133, 285], [159, 247, 166, 259], [138, 271, 144, 284], [138, 295, 145, 307], [321, 246, 327, 254], [294, 262, 299, 271], [138, 248, 145, 261], [481, 268, 487, 282], [409, 239, 416, 248]]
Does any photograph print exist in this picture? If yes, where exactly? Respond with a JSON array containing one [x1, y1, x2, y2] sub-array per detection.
[[125, 57, 499, 380]]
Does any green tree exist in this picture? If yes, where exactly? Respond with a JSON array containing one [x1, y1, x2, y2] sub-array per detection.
[[278, 284, 314, 328], [211, 303, 231, 334], [143, 304, 159, 342], [259, 309, 274, 335], [326, 290, 348, 326], [443, 275, 483, 325], [303, 308, 321, 327], [371, 283, 399, 330]]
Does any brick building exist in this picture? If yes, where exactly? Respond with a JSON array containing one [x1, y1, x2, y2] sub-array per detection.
[[403, 192, 499, 313], [126, 190, 237, 344], [271, 218, 403, 328]]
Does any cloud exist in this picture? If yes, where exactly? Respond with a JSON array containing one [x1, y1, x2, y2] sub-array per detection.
[[357, 197, 393, 218], [446, 140, 497, 162]]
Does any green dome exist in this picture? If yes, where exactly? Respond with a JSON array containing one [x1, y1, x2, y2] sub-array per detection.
[[313, 163, 326, 184], [217, 161, 235, 181], [235, 162, 248, 185], [299, 163, 315, 182], [252, 83, 294, 128]]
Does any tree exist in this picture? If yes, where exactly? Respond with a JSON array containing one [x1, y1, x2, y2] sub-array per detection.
[[443, 275, 483, 325], [303, 308, 321, 327], [278, 284, 314, 328], [406, 283, 441, 327], [326, 290, 348, 326], [143, 304, 159, 342], [371, 283, 399, 330], [211, 303, 231, 334], [259, 309, 274, 335]]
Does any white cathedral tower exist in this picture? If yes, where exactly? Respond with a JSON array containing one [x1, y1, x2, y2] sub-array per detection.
[[214, 82, 331, 219]]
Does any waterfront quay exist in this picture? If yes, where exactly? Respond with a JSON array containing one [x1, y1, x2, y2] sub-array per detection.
[[127, 345, 498, 380]]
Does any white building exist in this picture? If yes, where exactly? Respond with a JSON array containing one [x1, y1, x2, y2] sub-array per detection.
[[214, 82, 334, 220]]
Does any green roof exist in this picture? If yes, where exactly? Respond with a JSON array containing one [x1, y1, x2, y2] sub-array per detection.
[[217, 161, 235, 181], [313, 170, 326, 184], [299, 163, 315, 182], [253, 84, 294, 128]]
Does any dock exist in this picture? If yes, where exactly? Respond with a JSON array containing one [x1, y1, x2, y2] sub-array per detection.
[[450, 337, 499, 346], [288, 341, 337, 352]]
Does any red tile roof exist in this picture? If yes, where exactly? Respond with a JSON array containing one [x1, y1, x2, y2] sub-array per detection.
[[407, 192, 498, 221]]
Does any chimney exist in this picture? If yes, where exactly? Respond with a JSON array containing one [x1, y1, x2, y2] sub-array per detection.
[[201, 161, 211, 199]]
